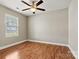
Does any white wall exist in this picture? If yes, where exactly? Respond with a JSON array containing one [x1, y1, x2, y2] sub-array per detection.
[[28, 8, 68, 44], [69, 0, 78, 58]]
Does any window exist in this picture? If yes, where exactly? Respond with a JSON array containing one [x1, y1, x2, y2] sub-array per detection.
[[5, 14, 19, 37]]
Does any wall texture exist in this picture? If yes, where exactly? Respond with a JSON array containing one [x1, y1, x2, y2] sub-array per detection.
[[0, 5, 28, 47], [28, 8, 68, 44], [69, 0, 78, 57]]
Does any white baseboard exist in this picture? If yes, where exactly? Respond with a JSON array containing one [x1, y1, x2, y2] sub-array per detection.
[[28, 40, 68, 47], [68, 46, 78, 59], [0, 40, 27, 50]]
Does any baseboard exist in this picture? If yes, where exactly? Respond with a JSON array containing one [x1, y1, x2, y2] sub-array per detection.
[[28, 40, 68, 47], [0, 39, 68, 50], [68, 46, 78, 59], [0, 40, 27, 50]]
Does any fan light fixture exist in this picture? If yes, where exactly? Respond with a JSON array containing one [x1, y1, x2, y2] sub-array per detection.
[[30, 8, 36, 12], [21, 0, 45, 14]]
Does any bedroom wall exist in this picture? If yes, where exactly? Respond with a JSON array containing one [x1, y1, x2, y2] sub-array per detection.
[[0, 5, 28, 47], [69, 0, 78, 58], [28, 8, 68, 44]]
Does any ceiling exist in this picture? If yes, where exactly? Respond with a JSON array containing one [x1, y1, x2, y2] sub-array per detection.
[[0, 0, 71, 16]]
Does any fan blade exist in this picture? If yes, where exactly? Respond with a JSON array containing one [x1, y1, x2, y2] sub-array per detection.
[[21, 0, 31, 6], [36, 0, 43, 6], [37, 8, 45, 11], [22, 8, 30, 11]]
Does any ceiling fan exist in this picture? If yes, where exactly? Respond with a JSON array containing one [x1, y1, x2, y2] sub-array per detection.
[[21, 0, 46, 14]]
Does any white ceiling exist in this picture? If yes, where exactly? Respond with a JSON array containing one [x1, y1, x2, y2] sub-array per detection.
[[0, 0, 71, 16]]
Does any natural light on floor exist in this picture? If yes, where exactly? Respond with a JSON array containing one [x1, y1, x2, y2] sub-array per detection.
[[5, 51, 20, 59]]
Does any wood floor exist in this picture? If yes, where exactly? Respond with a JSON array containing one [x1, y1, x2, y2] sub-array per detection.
[[0, 41, 75, 59]]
